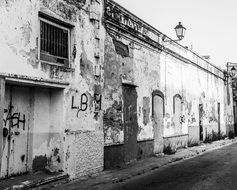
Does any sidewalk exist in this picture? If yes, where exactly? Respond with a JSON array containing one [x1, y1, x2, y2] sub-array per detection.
[[52, 138, 237, 190], [0, 172, 69, 190], [1, 138, 236, 190]]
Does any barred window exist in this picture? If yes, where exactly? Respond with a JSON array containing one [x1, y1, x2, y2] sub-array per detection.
[[40, 18, 70, 65]]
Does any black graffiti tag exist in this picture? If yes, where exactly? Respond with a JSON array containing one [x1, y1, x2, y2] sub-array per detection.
[[3, 106, 26, 130], [71, 93, 88, 117], [94, 94, 102, 111]]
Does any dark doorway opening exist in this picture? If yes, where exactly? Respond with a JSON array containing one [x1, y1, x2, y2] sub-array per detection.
[[199, 104, 204, 141], [123, 84, 138, 164]]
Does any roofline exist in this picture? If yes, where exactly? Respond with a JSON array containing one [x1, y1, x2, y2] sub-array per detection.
[[106, 0, 224, 73]]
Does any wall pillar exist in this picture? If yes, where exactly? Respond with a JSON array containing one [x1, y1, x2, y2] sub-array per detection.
[[0, 77, 6, 175]]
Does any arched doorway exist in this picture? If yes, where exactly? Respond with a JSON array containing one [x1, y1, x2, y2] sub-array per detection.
[[173, 94, 182, 134], [152, 90, 164, 153]]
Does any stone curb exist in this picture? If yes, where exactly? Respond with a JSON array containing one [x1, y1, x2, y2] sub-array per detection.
[[4, 174, 69, 190]]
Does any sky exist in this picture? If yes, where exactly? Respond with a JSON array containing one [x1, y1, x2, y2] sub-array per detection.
[[114, 0, 237, 68]]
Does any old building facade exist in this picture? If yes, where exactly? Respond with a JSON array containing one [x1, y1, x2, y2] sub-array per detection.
[[0, 0, 234, 179], [0, 0, 104, 179], [103, 0, 234, 168]]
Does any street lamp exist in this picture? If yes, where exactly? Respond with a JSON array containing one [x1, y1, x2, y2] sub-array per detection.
[[230, 66, 237, 78], [224, 62, 237, 85], [163, 22, 186, 42]]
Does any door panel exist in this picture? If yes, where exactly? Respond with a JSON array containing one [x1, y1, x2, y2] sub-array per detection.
[[174, 96, 182, 134], [199, 104, 203, 141], [1, 87, 10, 178], [1, 86, 30, 178], [123, 85, 138, 164], [153, 95, 164, 153]]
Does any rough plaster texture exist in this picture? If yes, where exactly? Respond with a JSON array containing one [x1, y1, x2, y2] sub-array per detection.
[[0, 0, 105, 178], [103, 0, 233, 152], [104, 33, 160, 146], [64, 131, 104, 179], [160, 51, 227, 140], [104, 29, 229, 147], [32, 88, 64, 172], [0, 0, 234, 180]]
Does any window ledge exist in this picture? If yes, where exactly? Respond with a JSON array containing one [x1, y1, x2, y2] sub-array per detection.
[[39, 60, 75, 72]]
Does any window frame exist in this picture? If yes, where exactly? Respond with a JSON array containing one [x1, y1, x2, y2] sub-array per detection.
[[39, 17, 71, 66]]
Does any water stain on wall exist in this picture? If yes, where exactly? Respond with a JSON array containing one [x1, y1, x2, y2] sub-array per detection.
[[103, 100, 123, 143], [142, 97, 150, 125], [63, 0, 86, 9]]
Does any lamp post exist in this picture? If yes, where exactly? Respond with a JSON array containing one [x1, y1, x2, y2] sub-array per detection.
[[163, 22, 186, 42], [225, 62, 237, 134], [224, 62, 237, 85]]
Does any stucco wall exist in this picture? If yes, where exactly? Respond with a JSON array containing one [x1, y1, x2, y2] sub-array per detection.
[[103, 0, 232, 149], [104, 30, 229, 147], [103, 32, 161, 146], [32, 88, 64, 172], [64, 131, 104, 178], [0, 0, 104, 178], [160, 49, 227, 141]]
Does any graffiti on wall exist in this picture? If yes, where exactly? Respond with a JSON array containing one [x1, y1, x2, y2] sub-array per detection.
[[188, 113, 196, 124], [226, 114, 234, 125], [71, 92, 102, 117], [94, 93, 102, 112], [208, 105, 218, 123], [3, 105, 26, 130], [71, 93, 88, 117]]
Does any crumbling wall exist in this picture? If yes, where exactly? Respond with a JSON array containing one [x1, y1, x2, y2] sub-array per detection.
[[104, 32, 161, 146], [160, 48, 227, 143], [0, 0, 105, 178], [32, 88, 64, 173]]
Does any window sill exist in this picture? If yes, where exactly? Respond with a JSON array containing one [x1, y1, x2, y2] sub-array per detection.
[[39, 60, 75, 72]]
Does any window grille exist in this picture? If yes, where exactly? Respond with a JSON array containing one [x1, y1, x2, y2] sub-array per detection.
[[40, 19, 69, 65]]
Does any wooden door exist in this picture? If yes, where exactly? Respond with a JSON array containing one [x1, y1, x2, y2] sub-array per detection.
[[123, 84, 138, 164]]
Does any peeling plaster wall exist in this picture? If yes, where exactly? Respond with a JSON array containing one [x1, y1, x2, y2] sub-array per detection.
[[103, 0, 231, 149], [32, 88, 64, 172], [160, 48, 228, 142], [0, 0, 105, 178], [104, 32, 161, 146], [104, 30, 229, 147]]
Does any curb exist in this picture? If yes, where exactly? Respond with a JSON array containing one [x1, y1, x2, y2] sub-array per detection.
[[94, 138, 237, 189], [5, 174, 69, 190]]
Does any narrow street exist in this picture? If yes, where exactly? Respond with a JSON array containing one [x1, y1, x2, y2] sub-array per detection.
[[1, 0, 237, 188], [104, 142, 237, 190]]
